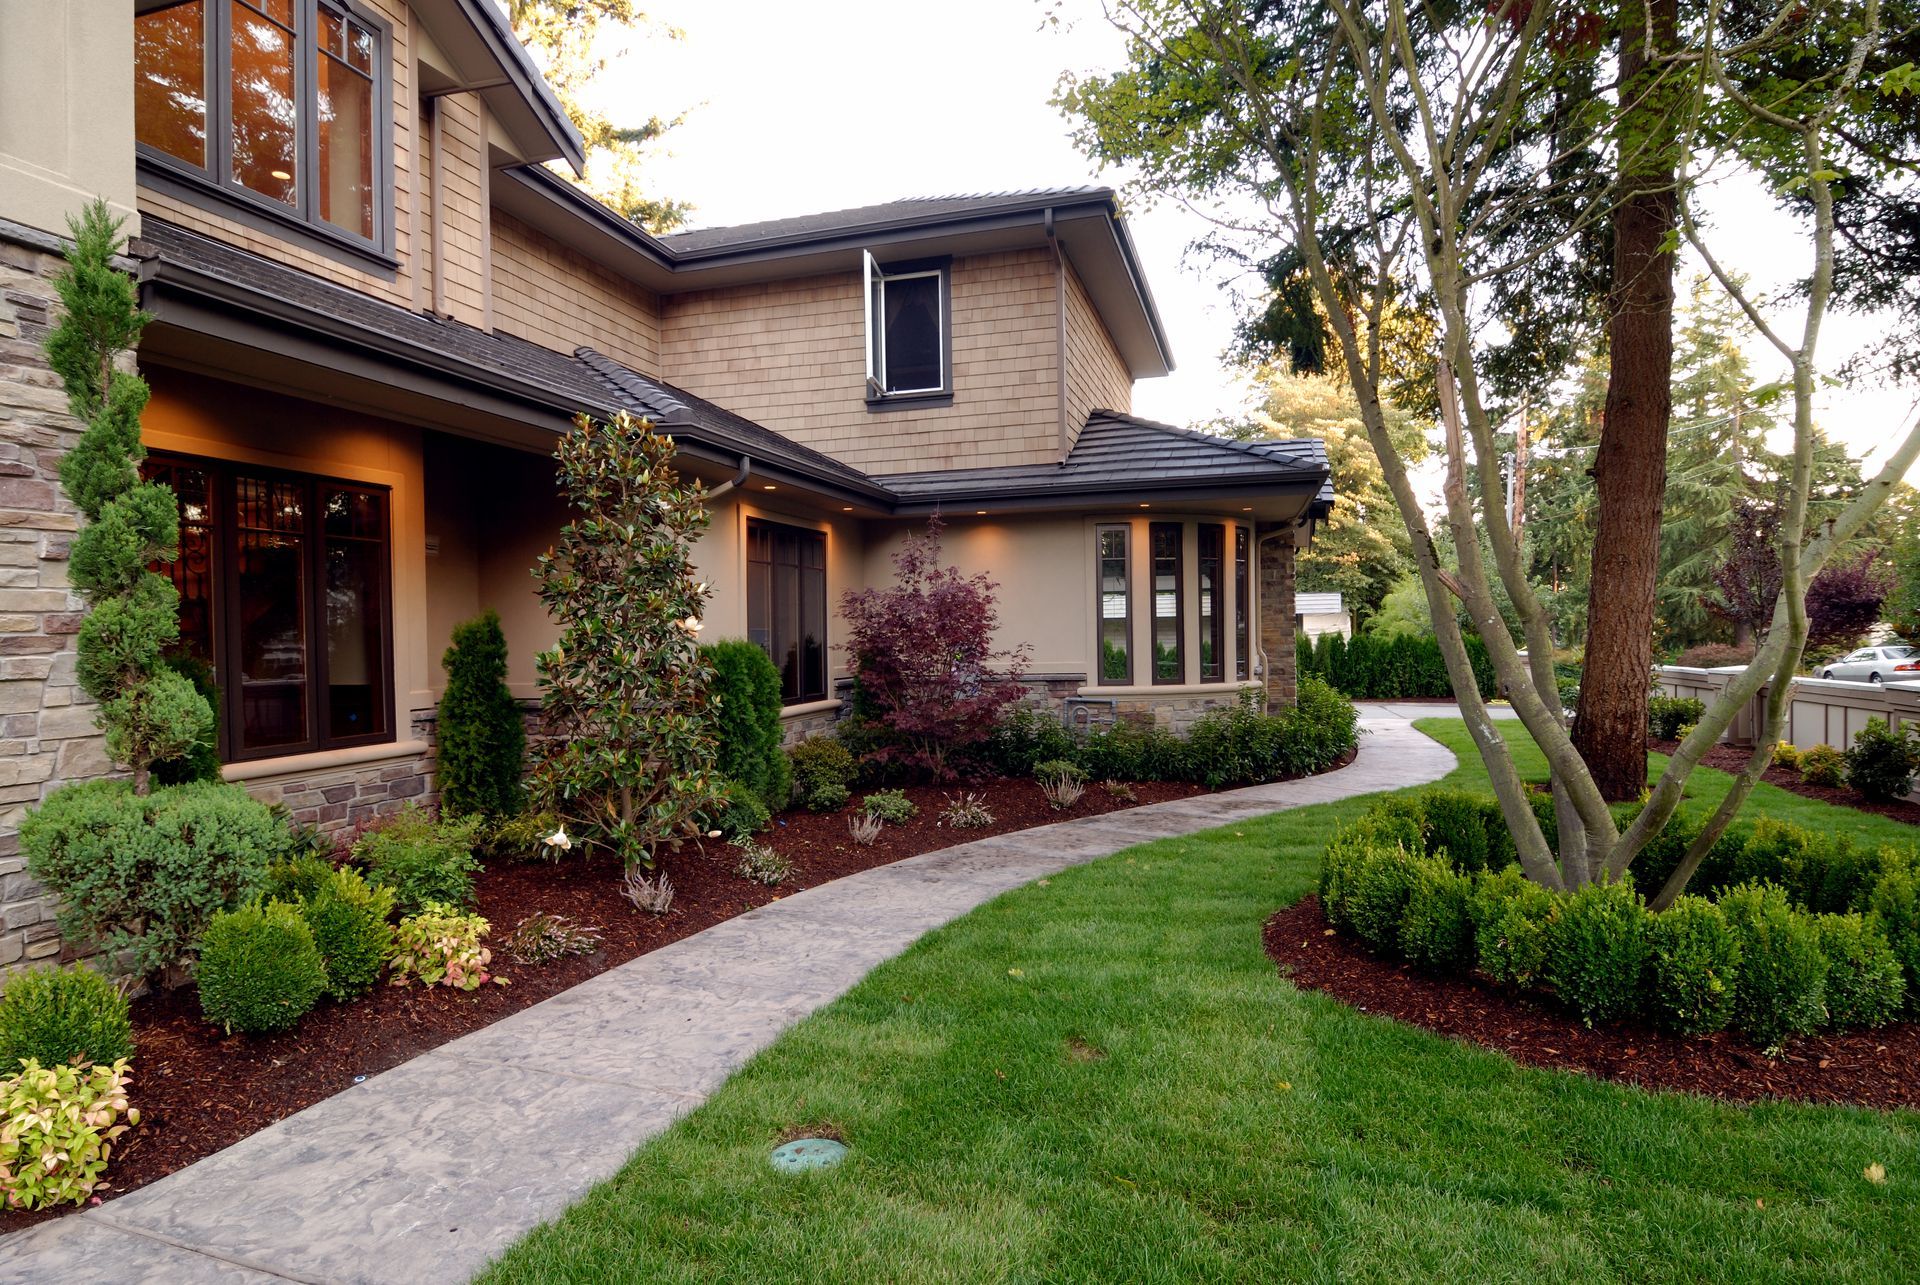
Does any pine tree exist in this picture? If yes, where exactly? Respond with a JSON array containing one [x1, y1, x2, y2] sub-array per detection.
[[437, 610, 526, 819], [48, 202, 211, 794], [533, 412, 720, 866]]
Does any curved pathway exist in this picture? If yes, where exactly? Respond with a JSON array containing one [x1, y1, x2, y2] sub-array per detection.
[[0, 714, 1453, 1285]]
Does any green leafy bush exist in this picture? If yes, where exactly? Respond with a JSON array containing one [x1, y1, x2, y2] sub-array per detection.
[[1647, 696, 1706, 740], [22, 778, 286, 980], [983, 706, 1076, 777], [1798, 744, 1846, 788], [296, 866, 395, 1002], [861, 789, 917, 824], [1399, 856, 1475, 971], [436, 610, 526, 820], [1813, 913, 1907, 1028], [481, 809, 564, 862], [0, 966, 133, 1072], [195, 901, 327, 1035], [263, 853, 336, 905], [702, 639, 792, 813], [1030, 759, 1087, 785], [1770, 740, 1802, 771], [701, 776, 771, 840], [1868, 851, 1920, 1011], [1075, 718, 1186, 783], [0, 1058, 138, 1210], [1469, 867, 1558, 988], [1345, 844, 1421, 957], [388, 902, 498, 990], [1643, 897, 1741, 1034], [1546, 879, 1649, 1027], [1418, 789, 1504, 872], [1844, 717, 1920, 802], [353, 806, 483, 914], [788, 737, 856, 812], [1719, 882, 1829, 1050]]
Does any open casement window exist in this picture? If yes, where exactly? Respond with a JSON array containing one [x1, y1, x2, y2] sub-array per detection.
[[143, 453, 395, 762], [1095, 524, 1131, 685], [746, 519, 829, 705], [1198, 524, 1225, 683], [135, 0, 390, 255], [1149, 523, 1184, 685], [863, 253, 952, 402], [1234, 527, 1251, 682]]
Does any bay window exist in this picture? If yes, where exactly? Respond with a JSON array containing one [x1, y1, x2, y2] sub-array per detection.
[[136, 0, 388, 252], [747, 519, 828, 705], [1149, 523, 1183, 684], [144, 454, 394, 761]]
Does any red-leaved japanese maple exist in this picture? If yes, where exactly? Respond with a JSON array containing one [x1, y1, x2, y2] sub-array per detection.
[[840, 517, 1031, 781]]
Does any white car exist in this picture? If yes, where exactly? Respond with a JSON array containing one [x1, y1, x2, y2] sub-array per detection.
[[1819, 645, 1920, 684]]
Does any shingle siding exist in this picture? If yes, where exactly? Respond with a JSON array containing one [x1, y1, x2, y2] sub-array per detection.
[[1062, 257, 1132, 446], [492, 211, 661, 373]]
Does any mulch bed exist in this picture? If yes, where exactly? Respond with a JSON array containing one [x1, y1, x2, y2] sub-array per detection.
[[1649, 737, 1920, 827], [0, 772, 1219, 1231], [1265, 896, 1920, 1112]]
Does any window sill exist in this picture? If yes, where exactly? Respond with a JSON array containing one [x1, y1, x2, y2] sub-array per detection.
[[865, 390, 954, 412], [138, 155, 399, 278], [1080, 681, 1261, 699], [223, 738, 427, 784], [778, 698, 843, 721]]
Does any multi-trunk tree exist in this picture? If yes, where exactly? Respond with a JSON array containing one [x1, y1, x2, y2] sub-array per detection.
[[1063, 0, 1920, 906]]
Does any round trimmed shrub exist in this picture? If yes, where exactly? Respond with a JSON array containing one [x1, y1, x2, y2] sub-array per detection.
[[22, 778, 287, 980], [1643, 896, 1741, 1035], [702, 639, 791, 813], [1798, 745, 1845, 788], [1419, 789, 1492, 872], [1345, 844, 1421, 957], [788, 736, 855, 813], [0, 965, 133, 1072], [1470, 867, 1558, 989], [1719, 882, 1829, 1050], [1546, 879, 1650, 1027], [1844, 717, 1919, 803], [263, 853, 336, 905], [298, 867, 396, 1003], [1399, 856, 1475, 971], [196, 901, 326, 1035], [1867, 853, 1920, 1011], [1813, 913, 1906, 1028]]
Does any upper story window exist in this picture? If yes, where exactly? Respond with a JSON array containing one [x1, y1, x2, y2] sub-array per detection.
[[863, 254, 952, 405], [135, 0, 389, 253]]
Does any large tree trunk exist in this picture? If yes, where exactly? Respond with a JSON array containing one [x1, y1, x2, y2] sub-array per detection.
[[1572, 0, 1679, 801]]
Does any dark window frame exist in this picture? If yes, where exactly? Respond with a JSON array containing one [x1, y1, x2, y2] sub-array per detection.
[[144, 450, 396, 763], [746, 517, 830, 706], [1094, 523, 1131, 687], [134, 0, 398, 267], [1149, 521, 1184, 686], [1234, 525, 1251, 682], [865, 255, 954, 408], [1198, 523, 1225, 684]]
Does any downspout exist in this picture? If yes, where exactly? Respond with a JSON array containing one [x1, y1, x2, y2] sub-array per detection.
[[705, 454, 751, 501], [1047, 207, 1069, 462]]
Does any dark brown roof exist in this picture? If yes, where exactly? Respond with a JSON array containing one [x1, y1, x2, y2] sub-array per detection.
[[657, 188, 1111, 255], [884, 410, 1333, 506]]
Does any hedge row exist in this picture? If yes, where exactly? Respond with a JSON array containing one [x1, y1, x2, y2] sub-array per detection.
[[1296, 632, 1496, 701], [1318, 791, 1920, 1050]]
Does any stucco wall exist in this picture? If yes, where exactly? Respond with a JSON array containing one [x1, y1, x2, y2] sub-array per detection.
[[0, 0, 139, 238], [659, 249, 1062, 475]]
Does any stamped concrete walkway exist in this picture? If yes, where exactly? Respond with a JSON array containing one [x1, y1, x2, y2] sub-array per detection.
[[0, 714, 1454, 1285]]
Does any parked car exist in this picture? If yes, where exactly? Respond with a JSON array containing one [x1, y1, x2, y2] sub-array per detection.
[[1818, 645, 1920, 684]]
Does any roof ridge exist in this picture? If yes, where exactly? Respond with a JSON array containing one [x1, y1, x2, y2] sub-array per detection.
[[658, 187, 1113, 242]]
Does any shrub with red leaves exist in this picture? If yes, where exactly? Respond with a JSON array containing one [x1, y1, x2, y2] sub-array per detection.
[[840, 518, 1032, 782], [1805, 551, 1892, 649]]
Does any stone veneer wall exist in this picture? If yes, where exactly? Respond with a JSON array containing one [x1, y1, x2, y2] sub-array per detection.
[[1259, 535, 1299, 712]]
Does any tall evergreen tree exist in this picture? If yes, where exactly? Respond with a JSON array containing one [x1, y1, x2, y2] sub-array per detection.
[[437, 610, 526, 819]]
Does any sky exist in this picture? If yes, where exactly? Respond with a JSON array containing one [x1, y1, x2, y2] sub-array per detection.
[[587, 0, 1919, 478]]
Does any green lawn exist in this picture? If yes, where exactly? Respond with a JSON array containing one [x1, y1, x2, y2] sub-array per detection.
[[481, 720, 1917, 1284]]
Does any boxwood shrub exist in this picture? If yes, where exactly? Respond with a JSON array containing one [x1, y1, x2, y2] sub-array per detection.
[[0, 965, 134, 1072], [1717, 882, 1830, 1050], [1812, 913, 1907, 1028], [1547, 879, 1650, 1027], [1469, 867, 1558, 989], [196, 900, 327, 1036], [1643, 895, 1741, 1035]]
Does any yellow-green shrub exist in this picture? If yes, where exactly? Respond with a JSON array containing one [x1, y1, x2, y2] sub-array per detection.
[[389, 902, 499, 991], [0, 965, 133, 1073], [0, 1058, 138, 1210], [1813, 913, 1906, 1028], [1798, 744, 1845, 788]]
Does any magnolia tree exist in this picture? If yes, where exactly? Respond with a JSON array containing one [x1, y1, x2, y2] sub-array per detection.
[[533, 411, 720, 867], [50, 202, 213, 793], [1065, 0, 1920, 904], [840, 517, 1030, 781]]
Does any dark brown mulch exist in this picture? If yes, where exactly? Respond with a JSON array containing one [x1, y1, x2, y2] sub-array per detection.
[[1649, 737, 1920, 827], [1265, 895, 1920, 1112], [0, 772, 1223, 1230]]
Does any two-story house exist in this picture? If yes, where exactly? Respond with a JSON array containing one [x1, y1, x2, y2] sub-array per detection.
[[0, 0, 1329, 966]]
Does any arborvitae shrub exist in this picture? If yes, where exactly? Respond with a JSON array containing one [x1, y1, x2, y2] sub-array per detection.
[[195, 901, 327, 1035], [0, 966, 133, 1072], [1643, 896, 1741, 1034], [1813, 913, 1906, 1028], [437, 610, 526, 820], [1546, 879, 1650, 1027], [701, 640, 791, 813], [1719, 882, 1829, 1050]]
